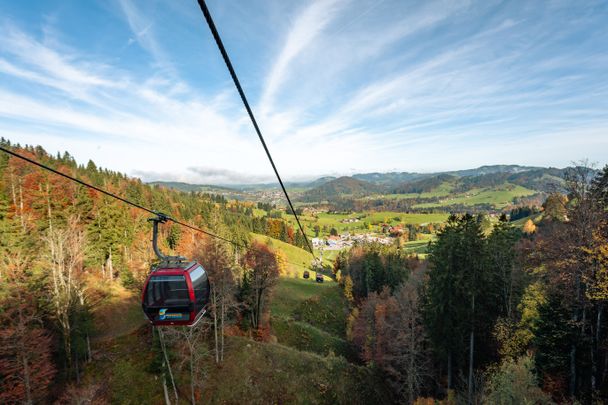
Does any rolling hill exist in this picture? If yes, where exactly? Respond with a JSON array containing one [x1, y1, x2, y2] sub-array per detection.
[[147, 165, 577, 210], [149, 181, 237, 193], [299, 176, 384, 202]]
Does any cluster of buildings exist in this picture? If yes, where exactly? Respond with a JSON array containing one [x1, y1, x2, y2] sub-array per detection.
[[340, 217, 360, 223], [311, 232, 392, 250]]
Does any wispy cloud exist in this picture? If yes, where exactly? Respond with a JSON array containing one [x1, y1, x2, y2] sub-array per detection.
[[0, 0, 606, 183], [259, 0, 348, 116], [133, 166, 275, 185], [117, 0, 176, 77]]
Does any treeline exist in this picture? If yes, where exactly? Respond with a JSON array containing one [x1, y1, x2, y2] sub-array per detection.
[[334, 164, 608, 403], [0, 141, 286, 402]]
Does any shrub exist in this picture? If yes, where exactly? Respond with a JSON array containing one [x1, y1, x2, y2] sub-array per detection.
[[483, 355, 554, 405]]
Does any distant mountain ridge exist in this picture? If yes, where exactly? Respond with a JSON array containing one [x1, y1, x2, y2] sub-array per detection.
[[147, 165, 568, 194], [298, 165, 570, 204], [148, 181, 237, 192], [353, 165, 545, 186]]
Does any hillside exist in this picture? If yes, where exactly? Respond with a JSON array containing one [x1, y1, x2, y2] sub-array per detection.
[[299, 176, 383, 202], [352, 165, 544, 186], [352, 171, 428, 185], [296, 166, 570, 211], [149, 181, 237, 192], [79, 233, 390, 404], [392, 174, 457, 194], [146, 165, 571, 211]]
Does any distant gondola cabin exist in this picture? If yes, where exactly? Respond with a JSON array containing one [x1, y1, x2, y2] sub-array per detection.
[[303, 270, 310, 279], [142, 261, 210, 326]]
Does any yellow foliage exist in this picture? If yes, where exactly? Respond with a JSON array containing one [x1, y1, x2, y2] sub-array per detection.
[[584, 227, 608, 301], [275, 250, 288, 275], [344, 275, 354, 304], [523, 219, 536, 234]]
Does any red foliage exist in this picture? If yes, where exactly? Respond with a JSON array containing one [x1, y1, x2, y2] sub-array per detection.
[[243, 241, 279, 275], [0, 291, 56, 403]]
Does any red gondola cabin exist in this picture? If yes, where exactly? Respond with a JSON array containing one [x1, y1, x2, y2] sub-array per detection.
[[142, 261, 210, 326]]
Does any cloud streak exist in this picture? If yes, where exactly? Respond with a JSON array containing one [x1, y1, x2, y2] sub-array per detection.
[[0, 0, 606, 184], [259, 0, 348, 116]]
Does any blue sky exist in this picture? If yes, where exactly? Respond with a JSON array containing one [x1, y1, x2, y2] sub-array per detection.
[[0, 0, 607, 184]]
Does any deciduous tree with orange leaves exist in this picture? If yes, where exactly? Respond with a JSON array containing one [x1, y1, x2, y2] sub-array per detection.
[[242, 241, 279, 329]]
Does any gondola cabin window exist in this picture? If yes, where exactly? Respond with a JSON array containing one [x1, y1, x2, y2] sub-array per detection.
[[190, 265, 209, 311], [145, 275, 190, 307]]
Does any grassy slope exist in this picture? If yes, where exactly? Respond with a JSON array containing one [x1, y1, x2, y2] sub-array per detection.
[[353, 181, 537, 209], [85, 328, 165, 405], [402, 239, 433, 255], [414, 184, 537, 208], [202, 336, 391, 405], [253, 234, 358, 360], [86, 327, 387, 405], [375, 180, 456, 199], [250, 232, 333, 275], [81, 233, 390, 404], [89, 278, 146, 341]]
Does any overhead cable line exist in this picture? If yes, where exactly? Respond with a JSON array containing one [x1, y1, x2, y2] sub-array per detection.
[[0, 145, 313, 270], [195, 0, 316, 259]]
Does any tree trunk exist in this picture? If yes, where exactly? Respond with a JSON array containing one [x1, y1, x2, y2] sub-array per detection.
[[158, 329, 178, 404], [221, 292, 225, 362], [87, 334, 92, 363], [213, 289, 219, 364], [596, 305, 603, 390], [570, 273, 581, 397], [46, 182, 53, 233], [107, 249, 113, 281], [468, 295, 475, 405], [190, 343, 195, 405], [570, 344, 577, 397], [17, 293, 33, 405], [447, 350, 452, 390], [18, 180, 25, 231], [75, 352, 80, 384], [162, 374, 171, 405], [22, 351, 32, 404], [408, 318, 415, 404], [255, 288, 263, 329]]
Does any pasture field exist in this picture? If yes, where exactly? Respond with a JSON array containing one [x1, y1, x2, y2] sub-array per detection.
[[316, 248, 341, 263], [251, 232, 333, 274], [271, 277, 337, 319], [367, 181, 456, 200], [363, 211, 448, 224], [282, 211, 449, 238], [414, 184, 537, 209], [260, 231, 357, 361], [402, 239, 432, 255]]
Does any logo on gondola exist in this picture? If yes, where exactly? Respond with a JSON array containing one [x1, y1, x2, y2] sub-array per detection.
[[159, 308, 182, 320]]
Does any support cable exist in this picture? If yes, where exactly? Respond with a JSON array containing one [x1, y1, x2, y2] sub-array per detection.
[[195, 0, 316, 259], [0, 145, 313, 269]]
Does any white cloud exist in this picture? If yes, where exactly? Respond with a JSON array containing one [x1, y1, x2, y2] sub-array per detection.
[[259, 0, 348, 116], [0, 0, 606, 184]]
